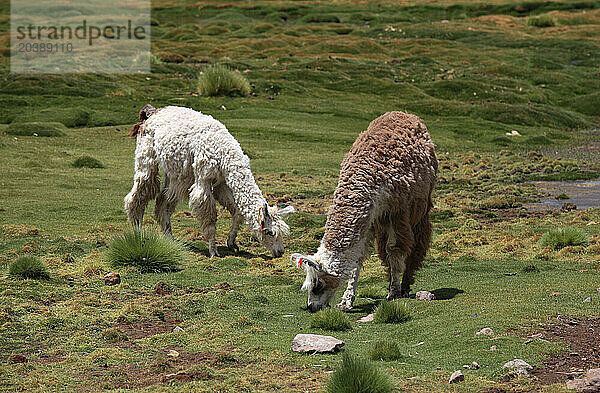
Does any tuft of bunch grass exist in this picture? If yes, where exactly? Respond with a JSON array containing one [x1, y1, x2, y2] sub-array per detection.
[[105, 229, 188, 273], [9, 256, 50, 279], [539, 227, 589, 250], [197, 65, 251, 97], [327, 354, 393, 393], [528, 15, 556, 28], [72, 156, 104, 168], [310, 308, 352, 331], [367, 340, 404, 361], [374, 300, 410, 324]]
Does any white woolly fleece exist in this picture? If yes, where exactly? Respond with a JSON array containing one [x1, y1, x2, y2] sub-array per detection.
[[141, 106, 267, 230]]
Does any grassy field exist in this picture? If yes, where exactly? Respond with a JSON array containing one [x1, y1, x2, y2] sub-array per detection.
[[1, 0, 600, 391]]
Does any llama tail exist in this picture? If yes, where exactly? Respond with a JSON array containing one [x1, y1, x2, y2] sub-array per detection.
[[129, 104, 158, 137]]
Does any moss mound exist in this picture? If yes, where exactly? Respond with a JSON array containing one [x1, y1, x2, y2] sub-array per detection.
[[6, 122, 66, 137]]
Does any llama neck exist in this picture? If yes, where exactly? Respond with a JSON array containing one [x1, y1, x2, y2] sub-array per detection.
[[223, 163, 266, 231]]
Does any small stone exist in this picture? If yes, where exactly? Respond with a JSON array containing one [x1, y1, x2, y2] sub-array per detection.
[[449, 370, 464, 384], [583, 297, 592, 303], [503, 359, 532, 376], [490, 345, 498, 351], [471, 362, 480, 370], [104, 272, 120, 286], [357, 313, 374, 322], [415, 291, 436, 301], [566, 368, 600, 391], [476, 328, 494, 336], [292, 334, 344, 354], [166, 350, 179, 358], [154, 281, 172, 295], [8, 354, 27, 363], [172, 326, 184, 333]]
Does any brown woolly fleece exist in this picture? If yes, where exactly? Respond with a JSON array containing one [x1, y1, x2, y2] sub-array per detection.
[[324, 111, 437, 290]]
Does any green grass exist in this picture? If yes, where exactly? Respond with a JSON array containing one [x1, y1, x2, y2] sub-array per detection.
[[326, 354, 394, 393], [197, 65, 251, 97], [367, 341, 404, 362], [72, 156, 104, 169], [374, 300, 411, 324], [539, 227, 590, 250], [310, 308, 352, 331], [105, 229, 189, 273], [5, 122, 66, 137], [8, 256, 50, 279]]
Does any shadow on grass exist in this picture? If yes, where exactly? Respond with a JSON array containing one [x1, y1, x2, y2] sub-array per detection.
[[184, 241, 271, 260], [430, 287, 464, 300]]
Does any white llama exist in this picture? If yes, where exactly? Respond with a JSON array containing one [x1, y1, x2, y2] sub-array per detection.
[[124, 105, 294, 257]]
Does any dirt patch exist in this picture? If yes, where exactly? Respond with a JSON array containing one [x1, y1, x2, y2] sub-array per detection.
[[113, 320, 181, 340], [529, 317, 600, 385]]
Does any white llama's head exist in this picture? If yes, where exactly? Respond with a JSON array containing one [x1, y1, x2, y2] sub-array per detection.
[[256, 204, 295, 258]]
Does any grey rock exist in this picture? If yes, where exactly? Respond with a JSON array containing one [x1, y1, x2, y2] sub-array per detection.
[[476, 328, 494, 336], [449, 370, 464, 384], [503, 359, 533, 377], [415, 291, 436, 301], [566, 368, 600, 391], [172, 326, 184, 333], [292, 334, 344, 354]]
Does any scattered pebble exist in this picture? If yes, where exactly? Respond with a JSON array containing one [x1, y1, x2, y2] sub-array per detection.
[[415, 291, 435, 301], [471, 362, 480, 370], [357, 313, 374, 323], [566, 368, 600, 391], [167, 349, 179, 358], [506, 130, 521, 136], [292, 334, 344, 354], [449, 370, 464, 384], [583, 297, 592, 303], [172, 326, 184, 333], [490, 345, 498, 351], [476, 328, 494, 336], [104, 272, 120, 286]]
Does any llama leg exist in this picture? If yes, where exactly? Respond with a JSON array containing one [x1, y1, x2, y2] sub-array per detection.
[[189, 181, 219, 257], [124, 138, 160, 228], [387, 251, 408, 300], [401, 215, 432, 297], [213, 183, 242, 253], [337, 265, 361, 310], [155, 175, 179, 237]]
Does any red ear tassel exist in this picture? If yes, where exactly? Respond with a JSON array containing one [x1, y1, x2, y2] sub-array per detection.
[[298, 258, 303, 268]]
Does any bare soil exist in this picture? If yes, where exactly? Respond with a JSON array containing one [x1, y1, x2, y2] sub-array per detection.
[[530, 317, 600, 385]]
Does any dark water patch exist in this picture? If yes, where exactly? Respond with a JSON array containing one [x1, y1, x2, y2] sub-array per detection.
[[526, 179, 600, 210]]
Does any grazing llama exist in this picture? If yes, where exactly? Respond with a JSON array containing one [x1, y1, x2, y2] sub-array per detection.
[[125, 105, 294, 257], [291, 111, 437, 311]]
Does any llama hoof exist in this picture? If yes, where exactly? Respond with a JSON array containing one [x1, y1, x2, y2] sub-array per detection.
[[209, 249, 221, 258], [336, 301, 353, 311], [227, 242, 239, 253], [386, 291, 403, 301]]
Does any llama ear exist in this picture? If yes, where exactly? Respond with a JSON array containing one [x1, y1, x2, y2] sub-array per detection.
[[278, 205, 295, 217], [263, 202, 270, 221], [290, 253, 322, 272]]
